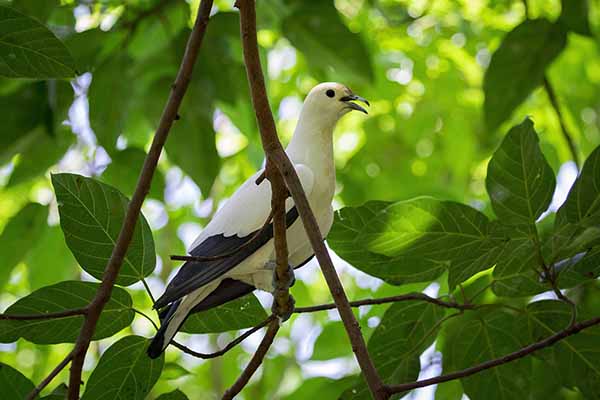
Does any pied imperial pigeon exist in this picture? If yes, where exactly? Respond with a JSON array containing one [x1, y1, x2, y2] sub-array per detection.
[[148, 82, 369, 358]]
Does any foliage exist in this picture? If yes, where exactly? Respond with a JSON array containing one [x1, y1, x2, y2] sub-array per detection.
[[0, 0, 598, 399]]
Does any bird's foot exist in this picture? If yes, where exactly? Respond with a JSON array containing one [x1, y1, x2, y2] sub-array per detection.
[[272, 294, 295, 322], [270, 262, 295, 289]]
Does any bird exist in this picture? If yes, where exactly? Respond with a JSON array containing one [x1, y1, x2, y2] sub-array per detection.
[[147, 82, 369, 358]]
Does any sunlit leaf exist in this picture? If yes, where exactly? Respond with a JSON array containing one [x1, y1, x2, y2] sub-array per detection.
[[0, 203, 47, 289], [52, 173, 156, 286], [156, 389, 189, 400], [0, 363, 34, 399], [486, 118, 556, 225], [484, 20, 567, 130], [0, 5, 77, 78], [81, 336, 164, 400], [0, 281, 133, 344], [286, 377, 354, 400], [160, 363, 190, 380], [329, 198, 500, 289], [181, 293, 267, 334]]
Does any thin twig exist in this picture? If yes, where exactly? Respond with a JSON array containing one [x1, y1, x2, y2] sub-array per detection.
[[384, 316, 600, 394], [131, 308, 159, 331], [26, 350, 74, 400], [543, 77, 579, 168], [141, 278, 156, 303], [294, 293, 475, 313], [0, 307, 88, 320], [221, 320, 280, 400], [66, 1, 215, 398], [170, 211, 273, 262], [171, 315, 276, 359], [235, 1, 386, 398]]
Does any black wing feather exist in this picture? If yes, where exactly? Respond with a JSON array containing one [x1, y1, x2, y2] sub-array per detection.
[[153, 207, 299, 309]]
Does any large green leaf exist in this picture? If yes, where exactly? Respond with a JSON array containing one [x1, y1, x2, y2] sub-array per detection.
[[25, 225, 79, 290], [11, 0, 60, 22], [486, 118, 556, 225], [441, 309, 530, 400], [484, 20, 567, 131], [0, 5, 77, 78], [0, 203, 47, 289], [88, 54, 133, 152], [0, 363, 34, 399], [0, 281, 133, 344], [559, 0, 592, 36], [101, 147, 165, 200], [555, 145, 600, 230], [181, 293, 268, 334], [282, 1, 373, 84], [52, 173, 156, 286], [329, 198, 500, 289], [81, 335, 164, 400], [526, 300, 600, 396], [344, 301, 446, 399]]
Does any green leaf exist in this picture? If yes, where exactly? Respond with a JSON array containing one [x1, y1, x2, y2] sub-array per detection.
[[181, 293, 267, 334], [82, 335, 164, 400], [156, 389, 189, 400], [435, 380, 463, 400], [556, 145, 600, 230], [486, 118, 556, 225], [11, 0, 60, 22], [165, 113, 220, 196], [442, 309, 530, 400], [286, 377, 354, 400], [484, 20, 567, 131], [345, 301, 446, 399], [0, 5, 77, 78], [160, 363, 190, 380], [40, 383, 68, 400], [0, 203, 47, 289], [312, 322, 351, 360], [282, 1, 373, 84], [559, 0, 592, 36], [25, 225, 79, 290], [526, 300, 600, 395], [88, 54, 133, 152], [0, 281, 134, 344], [101, 147, 165, 200], [329, 198, 500, 289], [52, 173, 156, 286], [0, 363, 34, 399]]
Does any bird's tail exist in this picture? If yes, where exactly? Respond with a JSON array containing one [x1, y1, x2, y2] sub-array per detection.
[[147, 280, 220, 359]]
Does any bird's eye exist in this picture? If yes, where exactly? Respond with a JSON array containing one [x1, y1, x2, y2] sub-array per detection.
[[326, 89, 335, 98]]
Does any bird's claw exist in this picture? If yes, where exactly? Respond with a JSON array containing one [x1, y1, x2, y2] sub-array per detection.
[[272, 294, 295, 322], [272, 263, 295, 290]]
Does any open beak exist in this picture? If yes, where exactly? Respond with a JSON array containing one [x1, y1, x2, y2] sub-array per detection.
[[340, 94, 370, 114]]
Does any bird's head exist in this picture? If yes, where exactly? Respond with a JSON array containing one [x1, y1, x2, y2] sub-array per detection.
[[302, 82, 370, 122]]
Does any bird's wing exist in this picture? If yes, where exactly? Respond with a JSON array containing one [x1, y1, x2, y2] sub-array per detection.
[[153, 164, 314, 309]]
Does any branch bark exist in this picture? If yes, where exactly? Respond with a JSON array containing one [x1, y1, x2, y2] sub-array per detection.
[[64, 1, 214, 398], [235, 1, 386, 398], [385, 316, 600, 394], [26, 350, 74, 400], [221, 320, 280, 400]]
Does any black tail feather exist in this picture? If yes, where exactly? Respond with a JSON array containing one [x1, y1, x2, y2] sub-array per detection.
[[147, 300, 181, 359]]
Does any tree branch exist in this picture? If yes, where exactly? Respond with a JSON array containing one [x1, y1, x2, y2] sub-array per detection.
[[235, 1, 385, 397], [294, 293, 475, 313], [26, 350, 74, 400], [384, 316, 600, 395], [65, 1, 215, 398], [0, 307, 87, 320], [171, 315, 276, 359], [543, 76, 579, 168], [221, 320, 280, 400]]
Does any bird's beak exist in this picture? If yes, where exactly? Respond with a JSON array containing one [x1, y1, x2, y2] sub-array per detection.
[[340, 94, 370, 114]]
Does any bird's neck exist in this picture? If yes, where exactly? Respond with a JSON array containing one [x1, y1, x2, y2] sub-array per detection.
[[285, 107, 337, 167]]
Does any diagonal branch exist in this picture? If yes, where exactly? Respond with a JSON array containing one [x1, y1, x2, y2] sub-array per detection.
[[385, 316, 600, 394], [26, 350, 75, 400], [235, 1, 386, 398], [221, 319, 280, 400], [64, 1, 215, 398]]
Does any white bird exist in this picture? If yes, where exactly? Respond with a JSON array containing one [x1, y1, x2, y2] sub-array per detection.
[[148, 82, 369, 358]]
